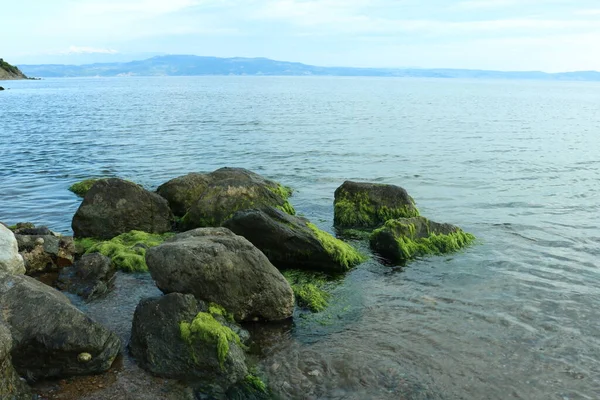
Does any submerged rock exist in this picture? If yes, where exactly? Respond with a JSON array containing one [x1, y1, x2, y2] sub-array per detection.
[[369, 216, 475, 264], [177, 167, 295, 230], [15, 225, 75, 274], [130, 293, 248, 395], [0, 323, 31, 400], [0, 224, 25, 275], [57, 253, 116, 301], [157, 172, 211, 217], [146, 228, 294, 322], [0, 272, 121, 380], [224, 207, 365, 273], [333, 181, 419, 229], [72, 178, 174, 239]]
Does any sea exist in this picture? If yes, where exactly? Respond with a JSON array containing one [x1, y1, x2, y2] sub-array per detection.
[[1, 76, 599, 400]]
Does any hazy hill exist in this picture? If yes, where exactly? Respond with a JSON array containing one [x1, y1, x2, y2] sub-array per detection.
[[17, 55, 600, 81], [0, 58, 28, 80]]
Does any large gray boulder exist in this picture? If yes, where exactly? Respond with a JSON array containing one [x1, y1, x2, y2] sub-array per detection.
[[178, 167, 295, 230], [130, 293, 248, 396], [0, 323, 31, 400], [72, 178, 174, 239], [369, 216, 475, 264], [146, 228, 294, 321], [224, 207, 365, 273], [0, 272, 121, 380], [57, 253, 116, 301], [157, 172, 211, 217], [0, 224, 25, 275], [333, 181, 420, 229]]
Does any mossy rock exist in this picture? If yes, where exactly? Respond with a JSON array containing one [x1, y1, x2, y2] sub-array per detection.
[[130, 293, 249, 393], [224, 207, 366, 273], [333, 181, 419, 229], [369, 216, 475, 264], [72, 178, 174, 239], [68, 178, 106, 198], [157, 173, 211, 217], [75, 230, 173, 272], [178, 167, 295, 230]]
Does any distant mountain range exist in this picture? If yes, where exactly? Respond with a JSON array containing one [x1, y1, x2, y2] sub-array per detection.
[[17, 55, 600, 81]]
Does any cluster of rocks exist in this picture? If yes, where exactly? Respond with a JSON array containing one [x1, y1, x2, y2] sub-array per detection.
[[0, 167, 475, 399], [333, 180, 475, 263]]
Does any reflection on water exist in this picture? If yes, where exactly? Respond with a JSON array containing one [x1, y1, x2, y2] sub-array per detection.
[[3, 76, 600, 399]]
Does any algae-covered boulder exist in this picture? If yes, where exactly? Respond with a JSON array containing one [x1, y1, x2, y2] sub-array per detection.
[[57, 253, 116, 301], [130, 293, 248, 395], [333, 181, 419, 229], [0, 224, 25, 275], [146, 228, 294, 322], [0, 272, 121, 380], [369, 216, 475, 264], [72, 178, 173, 239], [75, 230, 173, 272], [224, 207, 365, 273], [157, 172, 211, 217], [179, 167, 295, 230], [0, 323, 31, 400]]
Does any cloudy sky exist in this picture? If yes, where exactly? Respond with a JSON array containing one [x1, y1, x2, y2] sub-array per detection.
[[3, 0, 600, 71]]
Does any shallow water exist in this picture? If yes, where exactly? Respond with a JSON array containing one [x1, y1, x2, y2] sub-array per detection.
[[1, 76, 600, 399]]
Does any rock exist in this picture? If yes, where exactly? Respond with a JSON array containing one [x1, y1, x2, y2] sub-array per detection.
[[179, 167, 295, 230], [0, 224, 25, 275], [224, 207, 365, 273], [129, 293, 248, 395], [146, 228, 294, 321], [57, 253, 116, 301], [0, 323, 31, 400], [369, 216, 475, 264], [15, 226, 76, 274], [157, 172, 211, 217], [72, 178, 174, 239], [333, 181, 420, 229], [0, 87, 4, 91], [0, 272, 121, 380]]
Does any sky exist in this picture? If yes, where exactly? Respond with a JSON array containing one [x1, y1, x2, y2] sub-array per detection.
[[2, 0, 600, 71]]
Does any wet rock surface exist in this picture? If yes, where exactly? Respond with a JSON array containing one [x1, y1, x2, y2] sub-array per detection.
[[57, 253, 116, 301]]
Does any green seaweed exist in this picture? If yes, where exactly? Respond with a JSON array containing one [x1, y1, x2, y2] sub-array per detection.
[[68, 178, 104, 197], [334, 190, 419, 228], [75, 230, 174, 272], [306, 223, 366, 270], [268, 184, 296, 216], [208, 302, 235, 322], [245, 374, 268, 393], [283, 270, 331, 312], [180, 312, 243, 369], [370, 219, 475, 262]]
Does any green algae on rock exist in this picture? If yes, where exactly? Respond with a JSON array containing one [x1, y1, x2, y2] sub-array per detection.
[[283, 269, 331, 312], [306, 223, 366, 270], [333, 181, 419, 229], [68, 178, 105, 198], [75, 230, 173, 272], [369, 216, 475, 264], [180, 312, 244, 369]]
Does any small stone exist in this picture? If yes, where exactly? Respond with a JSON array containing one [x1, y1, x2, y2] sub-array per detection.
[[35, 237, 45, 246], [307, 369, 321, 377], [78, 352, 92, 363]]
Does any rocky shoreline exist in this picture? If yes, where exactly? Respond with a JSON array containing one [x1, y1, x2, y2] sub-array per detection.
[[0, 167, 475, 399]]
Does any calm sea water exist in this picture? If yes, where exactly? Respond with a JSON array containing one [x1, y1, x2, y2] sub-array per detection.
[[1, 76, 600, 400]]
